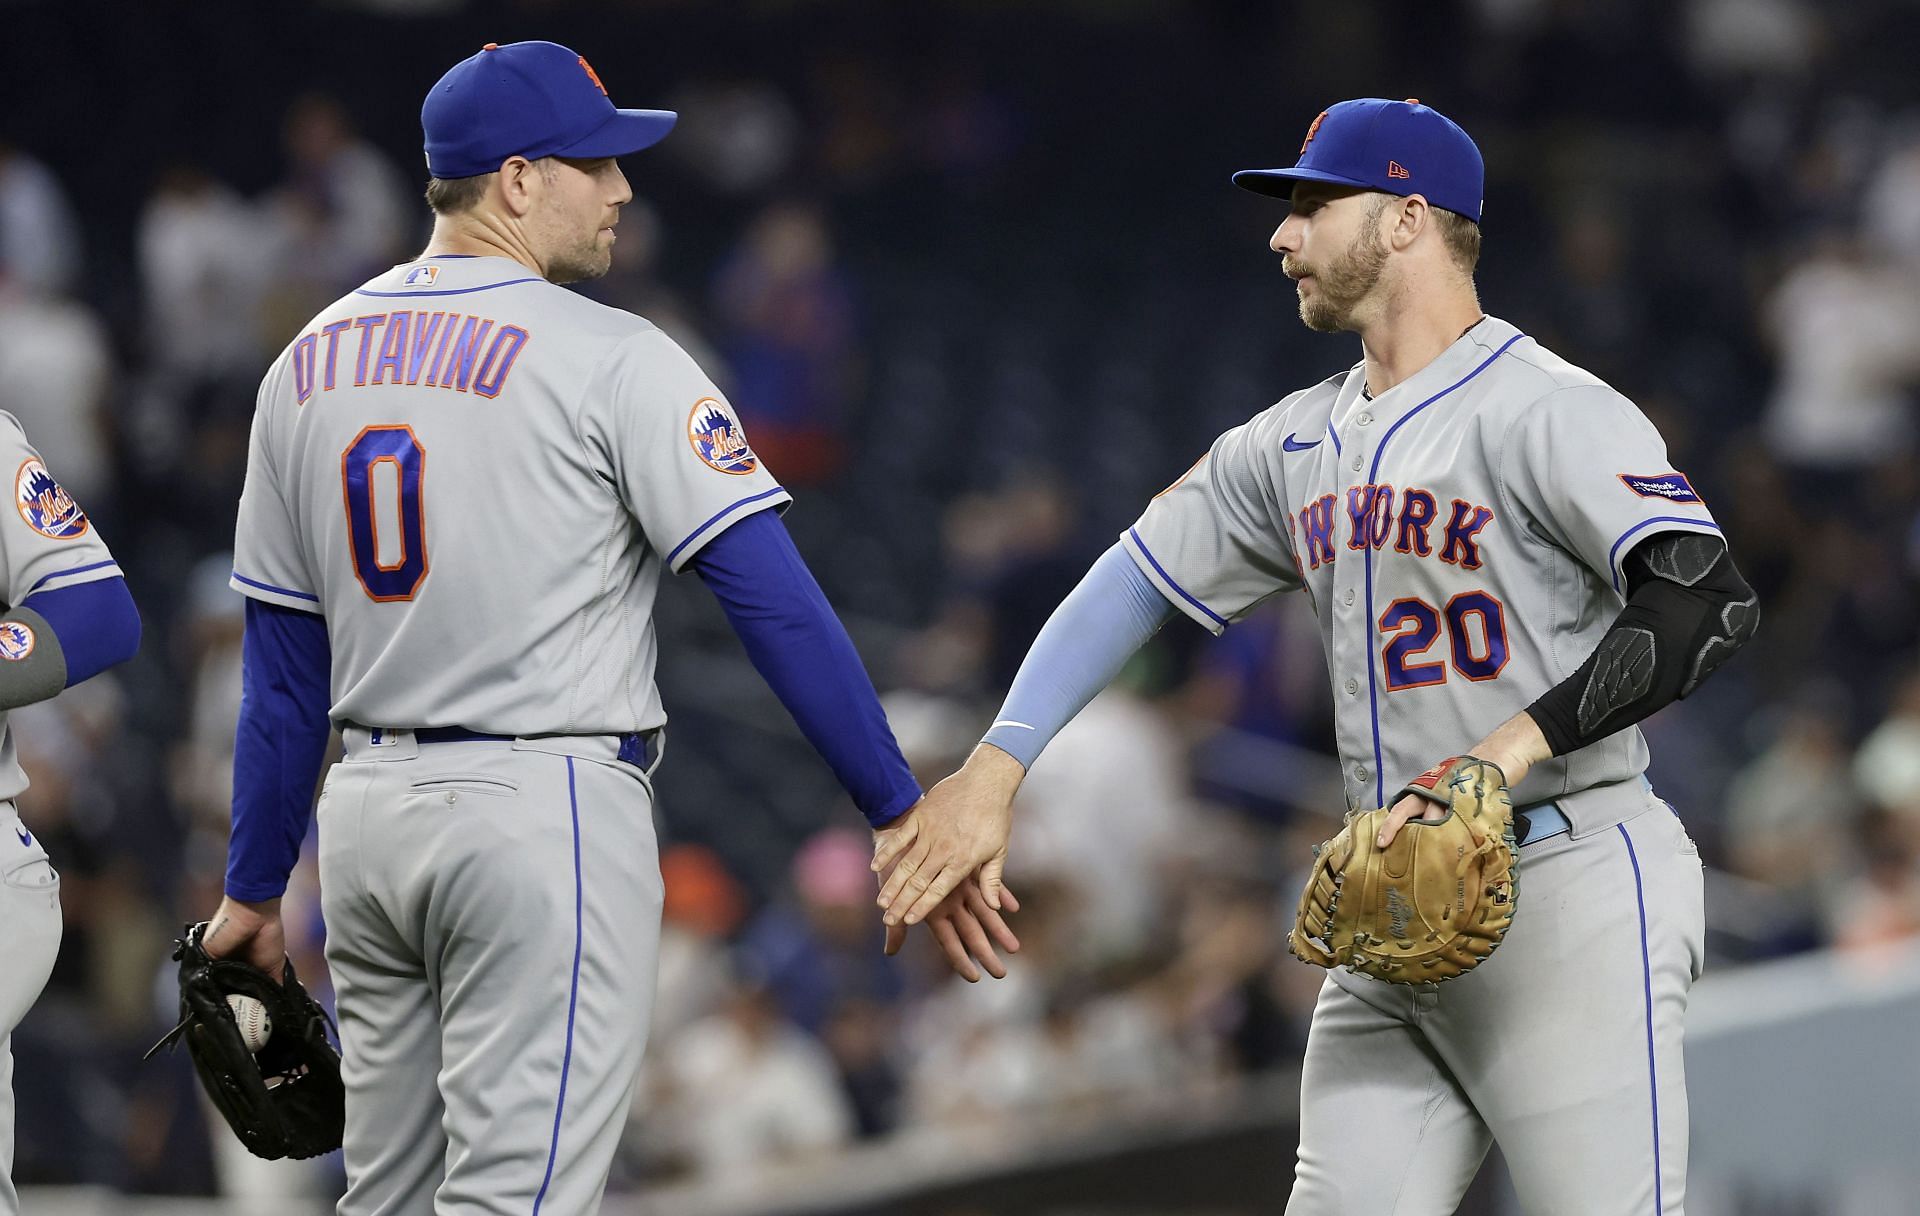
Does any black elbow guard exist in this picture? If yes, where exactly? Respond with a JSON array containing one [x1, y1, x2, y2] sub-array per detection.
[[1528, 533, 1758, 756], [1630, 532, 1760, 697]]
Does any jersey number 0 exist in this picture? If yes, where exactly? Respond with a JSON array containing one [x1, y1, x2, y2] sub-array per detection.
[[342, 425, 428, 602]]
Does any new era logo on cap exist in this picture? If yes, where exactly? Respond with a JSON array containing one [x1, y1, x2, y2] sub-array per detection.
[[1232, 98, 1486, 224]]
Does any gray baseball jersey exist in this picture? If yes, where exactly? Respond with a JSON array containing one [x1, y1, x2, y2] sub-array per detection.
[[0, 410, 117, 1214], [1125, 316, 1719, 831], [232, 254, 785, 1213], [0, 410, 124, 802], [231, 254, 789, 733]]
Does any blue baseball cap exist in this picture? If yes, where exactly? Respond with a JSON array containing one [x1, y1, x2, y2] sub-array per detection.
[[422, 41, 678, 180], [1233, 98, 1484, 224]]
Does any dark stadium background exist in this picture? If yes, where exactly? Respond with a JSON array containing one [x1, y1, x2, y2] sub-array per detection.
[[1, 1, 1917, 1211]]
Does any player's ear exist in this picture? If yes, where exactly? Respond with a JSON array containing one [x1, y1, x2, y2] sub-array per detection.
[[496, 155, 539, 218], [1389, 194, 1428, 253]]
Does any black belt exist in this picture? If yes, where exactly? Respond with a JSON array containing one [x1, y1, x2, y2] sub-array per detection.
[[380, 726, 661, 770]]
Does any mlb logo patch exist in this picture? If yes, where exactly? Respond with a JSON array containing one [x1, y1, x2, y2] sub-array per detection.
[[15, 458, 88, 540], [1619, 473, 1702, 505], [0, 621, 33, 662], [402, 265, 441, 287]]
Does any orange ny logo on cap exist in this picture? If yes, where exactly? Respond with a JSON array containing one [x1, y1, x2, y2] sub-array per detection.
[[1299, 109, 1328, 155], [578, 55, 608, 96]]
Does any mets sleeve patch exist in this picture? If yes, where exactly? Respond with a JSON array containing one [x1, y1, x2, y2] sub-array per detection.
[[687, 397, 759, 475], [16, 458, 90, 539], [0, 621, 33, 660]]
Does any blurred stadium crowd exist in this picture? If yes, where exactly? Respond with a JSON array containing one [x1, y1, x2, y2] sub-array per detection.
[[3, 0, 1920, 1201]]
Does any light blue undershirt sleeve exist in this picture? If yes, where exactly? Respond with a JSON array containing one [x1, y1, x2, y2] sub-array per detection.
[[980, 544, 1178, 770]]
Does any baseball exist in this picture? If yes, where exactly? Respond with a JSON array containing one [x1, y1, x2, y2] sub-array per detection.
[[226, 994, 272, 1053]]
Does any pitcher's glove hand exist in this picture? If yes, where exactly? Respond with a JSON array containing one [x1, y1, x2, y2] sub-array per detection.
[[143, 922, 345, 1159], [1289, 756, 1519, 984]]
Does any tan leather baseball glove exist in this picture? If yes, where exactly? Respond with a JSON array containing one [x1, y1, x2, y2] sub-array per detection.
[[1289, 755, 1518, 984]]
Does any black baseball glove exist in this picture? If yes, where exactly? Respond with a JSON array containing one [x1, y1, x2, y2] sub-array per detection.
[[143, 922, 345, 1160]]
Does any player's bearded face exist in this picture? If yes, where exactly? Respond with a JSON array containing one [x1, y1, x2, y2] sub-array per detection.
[[536, 157, 629, 285], [1285, 197, 1390, 333]]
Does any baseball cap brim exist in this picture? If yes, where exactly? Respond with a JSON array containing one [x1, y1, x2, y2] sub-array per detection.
[[1231, 166, 1380, 200], [548, 108, 679, 160]]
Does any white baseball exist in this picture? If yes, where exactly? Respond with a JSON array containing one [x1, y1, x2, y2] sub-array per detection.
[[227, 994, 273, 1053]]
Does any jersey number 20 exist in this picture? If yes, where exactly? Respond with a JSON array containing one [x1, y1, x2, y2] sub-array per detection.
[[1379, 591, 1508, 689], [342, 426, 428, 602]]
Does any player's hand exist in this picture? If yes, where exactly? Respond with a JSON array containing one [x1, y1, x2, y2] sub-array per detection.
[[872, 743, 1023, 927], [882, 876, 1021, 982], [1375, 791, 1452, 848], [199, 895, 289, 981], [1379, 715, 1551, 846]]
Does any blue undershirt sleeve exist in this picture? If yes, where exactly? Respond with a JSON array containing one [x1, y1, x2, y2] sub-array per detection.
[[225, 599, 334, 902], [689, 510, 922, 828], [979, 544, 1177, 770], [21, 576, 142, 684]]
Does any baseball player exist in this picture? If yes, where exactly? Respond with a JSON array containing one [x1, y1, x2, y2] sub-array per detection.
[[0, 414, 141, 1214], [198, 41, 1015, 1215], [876, 98, 1759, 1213]]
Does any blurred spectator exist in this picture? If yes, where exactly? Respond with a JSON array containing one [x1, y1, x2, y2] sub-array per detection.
[[0, 144, 81, 296], [1720, 703, 1855, 955], [1854, 671, 1920, 826], [167, 556, 248, 839], [1014, 686, 1191, 961], [138, 166, 271, 381], [739, 828, 903, 1035], [908, 474, 1091, 695], [1761, 231, 1920, 474], [664, 79, 803, 196], [259, 94, 412, 344], [644, 975, 856, 1177], [653, 844, 749, 1043], [0, 273, 114, 508], [1180, 596, 1339, 824], [1830, 807, 1920, 951], [1685, 0, 1820, 79], [711, 200, 859, 483], [1862, 126, 1920, 266]]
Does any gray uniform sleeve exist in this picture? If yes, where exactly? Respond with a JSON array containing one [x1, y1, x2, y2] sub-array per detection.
[[0, 411, 122, 606], [231, 362, 323, 613], [583, 330, 791, 573], [1121, 414, 1303, 635], [1499, 386, 1721, 593]]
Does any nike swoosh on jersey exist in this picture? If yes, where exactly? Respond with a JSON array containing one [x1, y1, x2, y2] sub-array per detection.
[[14, 827, 29, 846], [1282, 433, 1322, 452]]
